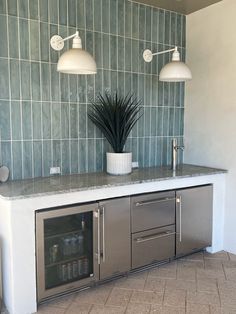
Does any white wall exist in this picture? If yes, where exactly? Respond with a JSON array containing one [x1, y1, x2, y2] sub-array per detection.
[[184, 0, 236, 253]]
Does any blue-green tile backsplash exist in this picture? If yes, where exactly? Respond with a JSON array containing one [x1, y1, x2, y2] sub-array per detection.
[[0, 0, 185, 180]]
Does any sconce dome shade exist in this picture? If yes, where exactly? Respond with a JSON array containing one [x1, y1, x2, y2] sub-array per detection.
[[159, 61, 192, 82], [57, 48, 97, 74]]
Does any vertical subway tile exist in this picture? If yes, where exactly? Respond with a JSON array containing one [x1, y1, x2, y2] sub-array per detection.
[[117, 71, 125, 95], [102, 33, 110, 69], [87, 75, 95, 102], [39, 0, 48, 22], [95, 69, 103, 99], [60, 73, 69, 102], [102, 0, 110, 33], [42, 140, 51, 176], [110, 0, 117, 35], [0, 100, 10, 140], [0, 15, 7, 57], [23, 141, 32, 179], [124, 38, 131, 72], [42, 102, 51, 139], [1, 142, 12, 177], [132, 2, 139, 39], [158, 9, 165, 44], [125, 0, 131, 37], [18, 0, 28, 17], [139, 6, 145, 40], [61, 140, 70, 174], [0, 0, 6, 14], [22, 101, 32, 140], [78, 104, 86, 138], [49, 0, 58, 24], [94, 32, 102, 69], [77, 75, 86, 103], [86, 30, 94, 55], [21, 61, 31, 100], [33, 141, 43, 177], [52, 140, 61, 166], [70, 104, 78, 138], [19, 19, 30, 60], [94, 0, 102, 32], [117, 0, 124, 36], [32, 102, 42, 139], [59, 0, 67, 25], [11, 101, 21, 140], [164, 11, 171, 45], [103, 70, 111, 93], [61, 103, 69, 139], [182, 15, 186, 48], [131, 39, 139, 73], [41, 63, 50, 101], [51, 64, 60, 102], [12, 141, 22, 180], [145, 6, 152, 42], [8, 16, 19, 58], [30, 21, 40, 61], [85, 0, 93, 30], [145, 75, 151, 106], [111, 71, 117, 92], [10, 60, 20, 100], [157, 107, 163, 136], [151, 107, 157, 136], [40, 22, 49, 62], [110, 35, 117, 70], [88, 139, 95, 172], [78, 139, 87, 173], [51, 102, 61, 139], [29, 0, 39, 19], [152, 75, 158, 106], [152, 8, 159, 43], [176, 14, 182, 47], [77, 0, 85, 29], [171, 12, 177, 46], [117, 37, 125, 71], [69, 75, 77, 102], [31, 62, 41, 101], [68, 0, 76, 27], [7, 0, 17, 16], [95, 139, 103, 171], [70, 139, 78, 173]]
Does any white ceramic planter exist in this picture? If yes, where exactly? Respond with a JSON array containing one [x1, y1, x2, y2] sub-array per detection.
[[106, 152, 132, 175]]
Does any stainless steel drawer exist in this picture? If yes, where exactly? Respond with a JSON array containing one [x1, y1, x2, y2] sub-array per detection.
[[131, 191, 176, 233], [132, 225, 175, 269]]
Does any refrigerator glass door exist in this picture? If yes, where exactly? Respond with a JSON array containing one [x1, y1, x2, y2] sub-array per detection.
[[36, 203, 99, 302]]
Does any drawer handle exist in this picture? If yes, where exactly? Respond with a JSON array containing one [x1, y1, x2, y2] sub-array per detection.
[[135, 231, 175, 243], [135, 197, 176, 207]]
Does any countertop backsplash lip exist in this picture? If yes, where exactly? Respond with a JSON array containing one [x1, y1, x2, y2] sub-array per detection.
[[0, 164, 227, 200]]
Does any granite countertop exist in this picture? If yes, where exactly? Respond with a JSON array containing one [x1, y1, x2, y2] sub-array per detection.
[[0, 164, 227, 200]]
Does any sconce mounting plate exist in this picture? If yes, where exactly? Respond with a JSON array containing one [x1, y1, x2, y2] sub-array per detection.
[[143, 49, 153, 62], [50, 35, 64, 51]]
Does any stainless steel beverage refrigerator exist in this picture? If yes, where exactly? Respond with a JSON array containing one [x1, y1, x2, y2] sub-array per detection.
[[36, 203, 99, 302]]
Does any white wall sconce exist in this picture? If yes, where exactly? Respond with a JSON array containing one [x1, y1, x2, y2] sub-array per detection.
[[143, 46, 192, 82], [50, 31, 97, 75]]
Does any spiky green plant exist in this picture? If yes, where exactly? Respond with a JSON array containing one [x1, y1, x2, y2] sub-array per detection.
[[88, 92, 142, 153]]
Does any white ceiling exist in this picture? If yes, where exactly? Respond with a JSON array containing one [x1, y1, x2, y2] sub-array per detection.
[[129, 0, 222, 14]]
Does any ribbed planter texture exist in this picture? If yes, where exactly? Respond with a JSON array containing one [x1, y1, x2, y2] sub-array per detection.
[[106, 152, 132, 175]]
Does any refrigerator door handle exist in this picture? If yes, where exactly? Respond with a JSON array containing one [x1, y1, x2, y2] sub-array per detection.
[[102, 206, 106, 263], [176, 196, 182, 242], [95, 208, 101, 265]]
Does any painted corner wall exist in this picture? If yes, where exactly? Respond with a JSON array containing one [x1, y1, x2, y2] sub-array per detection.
[[0, 0, 185, 181], [184, 0, 236, 253]]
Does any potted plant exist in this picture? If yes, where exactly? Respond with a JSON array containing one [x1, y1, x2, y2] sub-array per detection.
[[88, 91, 142, 175]]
